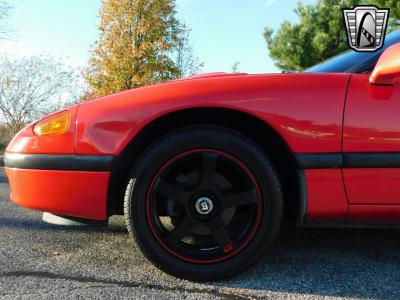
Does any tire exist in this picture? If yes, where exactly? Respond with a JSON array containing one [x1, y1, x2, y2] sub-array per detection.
[[124, 126, 283, 281]]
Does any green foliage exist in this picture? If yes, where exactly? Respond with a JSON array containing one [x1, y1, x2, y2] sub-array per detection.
[[264, 0, 399, 71], [367, 0, 400, 31], [84, 0, 201, 98]]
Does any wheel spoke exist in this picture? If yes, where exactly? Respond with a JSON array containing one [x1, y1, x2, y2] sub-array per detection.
[[155, 179, 190, 205], [148, 149, 262, 261], [199, 153, 217, 189], [208, 218, 232, 249], [167, 216, 196, 248], [221, 189, 258, 209]]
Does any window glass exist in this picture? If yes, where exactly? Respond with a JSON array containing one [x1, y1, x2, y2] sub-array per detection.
[[305, 30, 400, 73]]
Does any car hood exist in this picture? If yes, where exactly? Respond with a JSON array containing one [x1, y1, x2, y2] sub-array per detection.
[[83, 72, 350, 107]]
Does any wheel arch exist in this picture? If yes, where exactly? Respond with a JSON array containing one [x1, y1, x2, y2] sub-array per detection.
[[107, 107, 300, 220]]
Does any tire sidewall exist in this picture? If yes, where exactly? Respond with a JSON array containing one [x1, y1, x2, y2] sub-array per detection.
[[125, 127, 283, 280]]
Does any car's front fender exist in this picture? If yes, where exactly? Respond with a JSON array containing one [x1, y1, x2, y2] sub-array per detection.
[[75, 73, 350, 156]]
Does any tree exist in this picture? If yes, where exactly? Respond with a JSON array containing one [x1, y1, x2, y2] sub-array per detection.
[[264, 0, 364, 71], [231, 61, 241, 73], [368, 0, 400, 31], [174, 29, 203, 78], [0, 0, 12, 39], [84, 0, 201, 98], [265, 0, 400, 71], [0, 56, 81, 134]]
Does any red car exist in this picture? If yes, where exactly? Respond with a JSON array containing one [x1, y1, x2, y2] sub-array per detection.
[[4, 30, 400, 281]]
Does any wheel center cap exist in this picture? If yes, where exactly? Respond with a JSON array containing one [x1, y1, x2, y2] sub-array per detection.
[[195, 197, 214, 215]]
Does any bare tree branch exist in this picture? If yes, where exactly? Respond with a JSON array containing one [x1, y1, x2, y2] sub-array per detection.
[[0, 1, 13, 39], [231, 61, 241, 73], [0, 56, 83, 134], [173, 27, 203, 79]]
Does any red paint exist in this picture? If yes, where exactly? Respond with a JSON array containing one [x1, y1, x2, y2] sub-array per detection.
[[75, 73, 349, 155], [4, 46, 400, 225], [347, 205, 400, 221], [5, 72, 350, 221], [6, 105, 79, 155], [223, 244, 234, 253], [146, 149, 262, 263], [5, 167, 109, 220], [343, 169, 400, 204], [343, 74, 400, 152], [370, 43, 400, 85], [343, 74, 400, 206], [305, 169, 348, 221]]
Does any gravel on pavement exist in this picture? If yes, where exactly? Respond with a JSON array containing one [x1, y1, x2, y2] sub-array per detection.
[[1, 167, 400, 299]]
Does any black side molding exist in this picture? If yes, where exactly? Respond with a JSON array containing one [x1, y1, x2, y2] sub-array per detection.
[[4, 153, 114, 171], [344, 153, 400, 168], [7, 152, 400, 171], [296, 153, 400, 169], [296, 154, 343, 169]]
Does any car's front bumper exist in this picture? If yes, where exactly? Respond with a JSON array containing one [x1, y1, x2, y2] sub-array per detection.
[[4, 153, 114, 220]]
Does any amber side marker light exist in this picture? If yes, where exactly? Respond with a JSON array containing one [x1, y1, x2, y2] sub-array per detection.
[[33, 110, 71, 136]]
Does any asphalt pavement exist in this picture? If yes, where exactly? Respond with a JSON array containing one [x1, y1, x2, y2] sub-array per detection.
[[1, 167, 400, 299]]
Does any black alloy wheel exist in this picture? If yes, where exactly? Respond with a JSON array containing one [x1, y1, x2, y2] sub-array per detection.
[[124, 126, 283, 280]]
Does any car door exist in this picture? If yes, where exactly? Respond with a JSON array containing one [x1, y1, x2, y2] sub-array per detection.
[[343, 71, 400, 219]]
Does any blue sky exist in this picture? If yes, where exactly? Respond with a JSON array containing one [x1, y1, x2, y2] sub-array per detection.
[[0, 0, 316, 74]]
